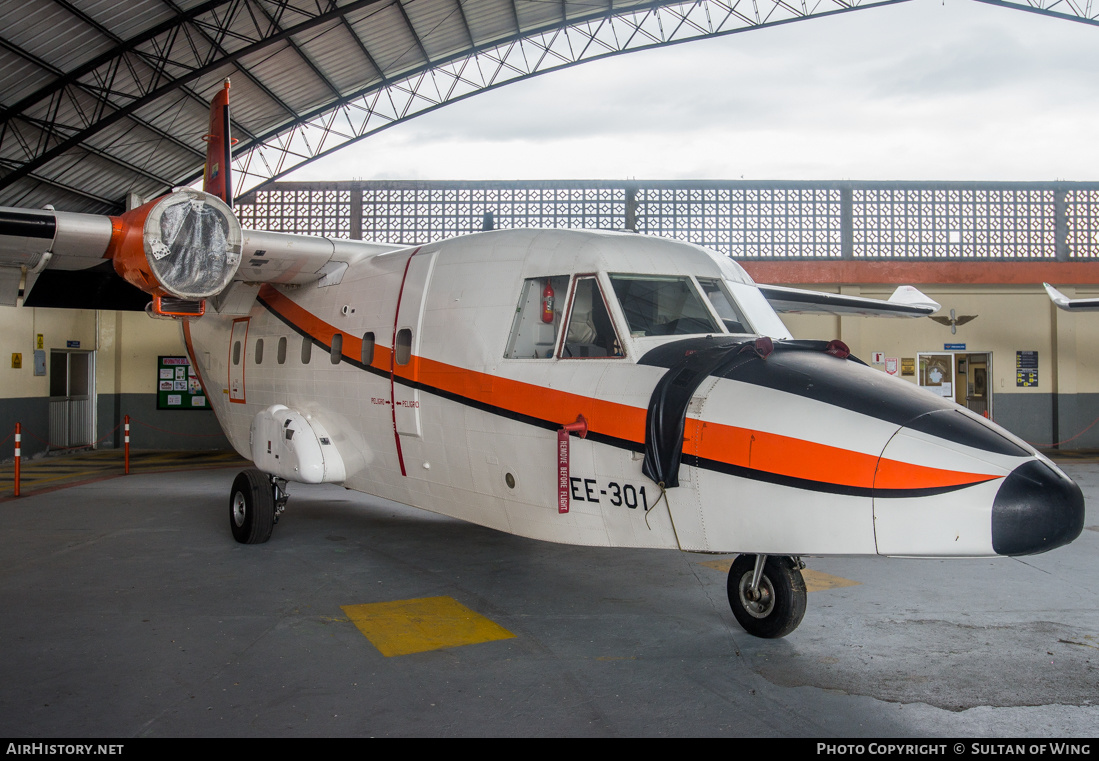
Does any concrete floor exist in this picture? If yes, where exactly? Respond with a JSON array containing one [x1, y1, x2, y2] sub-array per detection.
[[1, 455, 1097, 738]]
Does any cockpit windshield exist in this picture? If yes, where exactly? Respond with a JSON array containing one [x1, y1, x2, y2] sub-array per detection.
[[608, 274, 723, 337], [696, 278, 751, 334]]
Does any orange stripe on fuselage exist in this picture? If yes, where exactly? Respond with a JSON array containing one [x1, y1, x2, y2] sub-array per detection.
[[255, 286, 1001, 493], [685, 420, 997, 491]]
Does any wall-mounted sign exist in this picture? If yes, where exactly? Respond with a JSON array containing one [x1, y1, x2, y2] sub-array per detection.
[[157, 356, 210, 410], [1016, 350, 1038, 388], [871, 352, 884, 364], [945, 343, 966, 351], [885, 357, 899, 376], [66, 340, 80, 348], [11, 353, 21, 369], [36, 334, 43, 349], [901, 358, 915, 376]]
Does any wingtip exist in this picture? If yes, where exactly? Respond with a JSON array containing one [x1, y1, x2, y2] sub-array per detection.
[[1043, 282, 1070, 308], [888, 285, 940, 314]]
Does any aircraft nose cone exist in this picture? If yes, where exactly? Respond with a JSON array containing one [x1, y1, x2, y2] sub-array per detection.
[[991, 460, 1085, 556]]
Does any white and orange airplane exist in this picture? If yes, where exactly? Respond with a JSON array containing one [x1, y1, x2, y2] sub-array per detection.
[[0, 84, 1084, 638]]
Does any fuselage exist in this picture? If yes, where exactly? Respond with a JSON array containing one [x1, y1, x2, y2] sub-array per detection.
[[184, 228, 1084, 558]]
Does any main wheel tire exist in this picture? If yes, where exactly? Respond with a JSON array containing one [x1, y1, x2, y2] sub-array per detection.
[[229, 469, 275, 544], [727, 554, 807, 638]]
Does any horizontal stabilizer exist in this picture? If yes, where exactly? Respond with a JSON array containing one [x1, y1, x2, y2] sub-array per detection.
[[1044, 283, 1099, 312], [759, 284, 940, 318]]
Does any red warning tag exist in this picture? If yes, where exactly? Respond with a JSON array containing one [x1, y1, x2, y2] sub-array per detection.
[[557, 429, 570, 514]]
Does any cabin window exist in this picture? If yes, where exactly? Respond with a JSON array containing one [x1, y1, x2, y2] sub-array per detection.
[[330, 333, 343, 365], [504, 276, 569, 359], [609, 274, 721, 337], [562, 277, 624, 358], [254, 338, 264, 364], [361, 332, 375, 366], [395, 328, 412, 365], [301, 336, 312, 364], [232, 341, 241, 366], [277, 337, 287, 365], [696, 278, 751, 334]]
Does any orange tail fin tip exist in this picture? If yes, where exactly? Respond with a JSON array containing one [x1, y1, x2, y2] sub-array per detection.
[[202, 78, 235, 207]]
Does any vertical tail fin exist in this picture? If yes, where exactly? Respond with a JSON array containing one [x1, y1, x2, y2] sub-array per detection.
[[202, 79, 234, 207]]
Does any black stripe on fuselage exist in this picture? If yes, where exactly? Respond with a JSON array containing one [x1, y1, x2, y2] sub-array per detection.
[[0, 209, 56, 239], [255, 295, 988, 499], [640, 338, 1030, 458], [685, 454, 985, 499]]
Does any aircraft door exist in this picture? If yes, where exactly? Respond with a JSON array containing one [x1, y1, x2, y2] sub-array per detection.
[[391, 250, 437, 437], [229, 318, 248, 403]]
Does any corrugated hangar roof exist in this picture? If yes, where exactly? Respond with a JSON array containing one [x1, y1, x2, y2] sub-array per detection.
[[0, 0, 1090, 215]]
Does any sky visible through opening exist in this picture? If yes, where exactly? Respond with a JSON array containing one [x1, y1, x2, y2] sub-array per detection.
[[286, 0, 1099, 185]]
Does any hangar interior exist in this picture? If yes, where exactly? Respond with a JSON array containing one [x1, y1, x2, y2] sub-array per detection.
[[3, 0, 1099, 741]]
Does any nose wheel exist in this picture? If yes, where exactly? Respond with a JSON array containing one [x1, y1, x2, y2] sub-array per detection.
[[727, 554, 807, 638]]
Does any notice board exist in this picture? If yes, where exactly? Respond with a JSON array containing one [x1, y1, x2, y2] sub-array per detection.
[[1016, 350, 1038, 388], [157, 356, 210, 410]]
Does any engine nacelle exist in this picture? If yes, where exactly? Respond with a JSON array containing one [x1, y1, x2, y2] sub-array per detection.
[[110, 189, 242, 300]]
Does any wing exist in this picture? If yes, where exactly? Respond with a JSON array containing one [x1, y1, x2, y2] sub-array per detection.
[[758, 284, 941, 318], [0, 80, 400, 315], [1044, 283, 1099, 312], [0, 195, 401, 313]]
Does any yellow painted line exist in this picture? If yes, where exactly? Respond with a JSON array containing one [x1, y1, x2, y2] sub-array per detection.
[[801, 569, 861, 591], [10, 469, 109, 486], [342, 596, 515, 657], [699, 559, 861, 593], [698, 559, 733, 573]]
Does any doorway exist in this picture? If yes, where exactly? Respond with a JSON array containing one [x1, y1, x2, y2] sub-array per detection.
[[917, 351, 992, 418], [955, 352, 992, 418], [48, 349, 96, 450]]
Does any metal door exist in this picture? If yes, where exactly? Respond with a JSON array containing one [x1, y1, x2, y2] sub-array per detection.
[[48, 350, 95, 449]]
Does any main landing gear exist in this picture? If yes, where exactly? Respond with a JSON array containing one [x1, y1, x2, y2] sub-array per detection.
[[727, 554, 807, 638], [229, 468, 289, 544]]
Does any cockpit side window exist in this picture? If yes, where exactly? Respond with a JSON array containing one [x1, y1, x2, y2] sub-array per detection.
[[562, 277, 624, 358], [504, 276, 569, 359], [697, 277, 752, 334], [609, 274, 721, 337]]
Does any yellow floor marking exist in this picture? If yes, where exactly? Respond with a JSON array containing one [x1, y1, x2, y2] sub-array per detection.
[[801, 569, 861, 591], [698, 559, 860, 592], [342, 596, 515, 657], [699, 559, 733, 573]]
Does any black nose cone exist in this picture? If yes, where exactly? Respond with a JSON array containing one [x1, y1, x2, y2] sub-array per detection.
[[992, 460, 1085, 556]]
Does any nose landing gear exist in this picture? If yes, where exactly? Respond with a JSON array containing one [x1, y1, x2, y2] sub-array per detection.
[[727, 554, 807, 638]]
